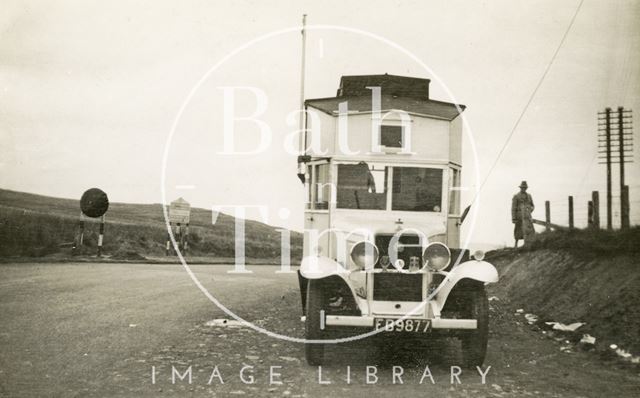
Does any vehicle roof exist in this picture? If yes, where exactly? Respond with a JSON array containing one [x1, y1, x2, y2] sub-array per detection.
[[306, 74, 465, 121], [305, 95, 466, 121]]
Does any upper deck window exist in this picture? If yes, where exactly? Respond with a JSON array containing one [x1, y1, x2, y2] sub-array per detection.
[[392, 167, 443, 212], [380, 125, 403, 148]]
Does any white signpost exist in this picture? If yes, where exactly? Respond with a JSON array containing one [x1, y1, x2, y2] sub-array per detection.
[[169, 197, 191, 224], [167, 198, 191, 255]]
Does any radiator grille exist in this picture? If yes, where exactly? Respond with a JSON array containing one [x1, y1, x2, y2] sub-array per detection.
[[373, 273, 423, 301], [374, 234, 422, 269]]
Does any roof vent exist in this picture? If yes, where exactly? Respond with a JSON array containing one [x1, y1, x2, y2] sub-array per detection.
[[337, 74, 430, 100]]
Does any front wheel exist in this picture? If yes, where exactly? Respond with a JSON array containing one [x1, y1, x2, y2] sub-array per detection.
[[304, 280, 325, 365], [461, 286, 489, 367]]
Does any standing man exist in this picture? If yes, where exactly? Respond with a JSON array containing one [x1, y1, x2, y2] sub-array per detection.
[[512, 181, 535, 248]]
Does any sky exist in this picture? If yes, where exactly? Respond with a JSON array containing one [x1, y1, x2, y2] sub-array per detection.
[[1, 0, 639, 248]]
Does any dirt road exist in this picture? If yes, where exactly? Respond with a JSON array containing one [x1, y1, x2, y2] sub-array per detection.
[[0, 263, 637, 397]]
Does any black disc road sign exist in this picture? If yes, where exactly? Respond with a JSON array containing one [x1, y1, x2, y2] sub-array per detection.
[[80, 188, 109, 218]]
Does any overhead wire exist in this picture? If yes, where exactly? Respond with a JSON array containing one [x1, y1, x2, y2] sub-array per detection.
[[468, 0, 585, 207]]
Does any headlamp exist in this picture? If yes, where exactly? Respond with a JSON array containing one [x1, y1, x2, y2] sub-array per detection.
[[422, 242, 451, 271], [350, 241, 379, 270], [472, 250, 485, 261]]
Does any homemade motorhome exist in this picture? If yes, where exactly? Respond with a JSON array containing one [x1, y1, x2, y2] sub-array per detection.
[[302, 74, 465, 254], [297, 74, 498, 366]]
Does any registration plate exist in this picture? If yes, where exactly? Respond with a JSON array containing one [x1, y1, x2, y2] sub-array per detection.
[[374, 318, 431, 333]]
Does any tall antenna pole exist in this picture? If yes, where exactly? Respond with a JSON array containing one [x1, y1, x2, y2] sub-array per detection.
[[299, 14, 307, 142], [296, 14, 308, 183]]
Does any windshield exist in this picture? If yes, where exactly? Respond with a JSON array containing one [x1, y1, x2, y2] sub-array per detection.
[[391, 167, 442, 212], [336, 163, 443, 212], [336, 163, 387, 210]]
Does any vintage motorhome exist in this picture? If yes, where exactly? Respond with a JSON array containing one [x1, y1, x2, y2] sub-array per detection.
[[297, 74, 498, 366]]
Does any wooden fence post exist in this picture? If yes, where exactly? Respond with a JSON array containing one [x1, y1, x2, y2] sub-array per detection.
[[545, 201, 551, 232], [568, 196, 574, 230], [621, 185, 630, 229], [592, 191, 600, 229]]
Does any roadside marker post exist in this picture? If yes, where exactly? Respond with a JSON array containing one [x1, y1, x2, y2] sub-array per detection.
[[79, 213, 85, 246], [176, 223, 182, 251], [97, 215, 105, 257], [168, 198, 191, 257], [166, 223, 172, 256], [184, 223, 190, 255], [78, 188, 109, 257]]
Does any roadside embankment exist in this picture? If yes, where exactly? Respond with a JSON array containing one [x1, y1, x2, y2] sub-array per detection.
[[487, 228, 640, 356]]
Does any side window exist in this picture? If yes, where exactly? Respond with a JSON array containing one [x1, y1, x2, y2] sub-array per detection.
[[313, 164, 331, 210], [449, 168, 461, 215], [305, 165, 313, 210]]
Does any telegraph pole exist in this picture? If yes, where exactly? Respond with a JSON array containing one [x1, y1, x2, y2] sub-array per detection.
[[605, 107, 612, 230], [617, 107, 633, 228], [618, 107, 625, 197], [598, 106, 633, 229]]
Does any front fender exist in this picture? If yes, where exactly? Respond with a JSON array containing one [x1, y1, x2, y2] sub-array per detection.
[[300, 256, 350, 279], [434, 260, 499, 310], [298, 256, 362, 313]]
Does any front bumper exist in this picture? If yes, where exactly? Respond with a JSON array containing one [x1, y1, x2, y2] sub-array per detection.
[[326, 315, 477, 329], [301, 315, 477, 329]]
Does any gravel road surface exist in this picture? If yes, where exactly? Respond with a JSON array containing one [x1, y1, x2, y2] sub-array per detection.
[[0, 262, 637, 397]]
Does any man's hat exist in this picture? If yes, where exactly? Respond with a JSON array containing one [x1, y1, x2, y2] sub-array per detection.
[[519, 181, 528, 189]]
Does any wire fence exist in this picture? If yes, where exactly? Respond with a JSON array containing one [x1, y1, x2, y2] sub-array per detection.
[[532, 189, 634, 231]]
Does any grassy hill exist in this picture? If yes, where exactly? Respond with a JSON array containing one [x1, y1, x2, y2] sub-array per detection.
[[0, 189, 302, 261]]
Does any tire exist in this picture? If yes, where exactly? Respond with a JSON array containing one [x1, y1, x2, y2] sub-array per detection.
[[461, 286, 489, 368], [304, 280, 325, 366]]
